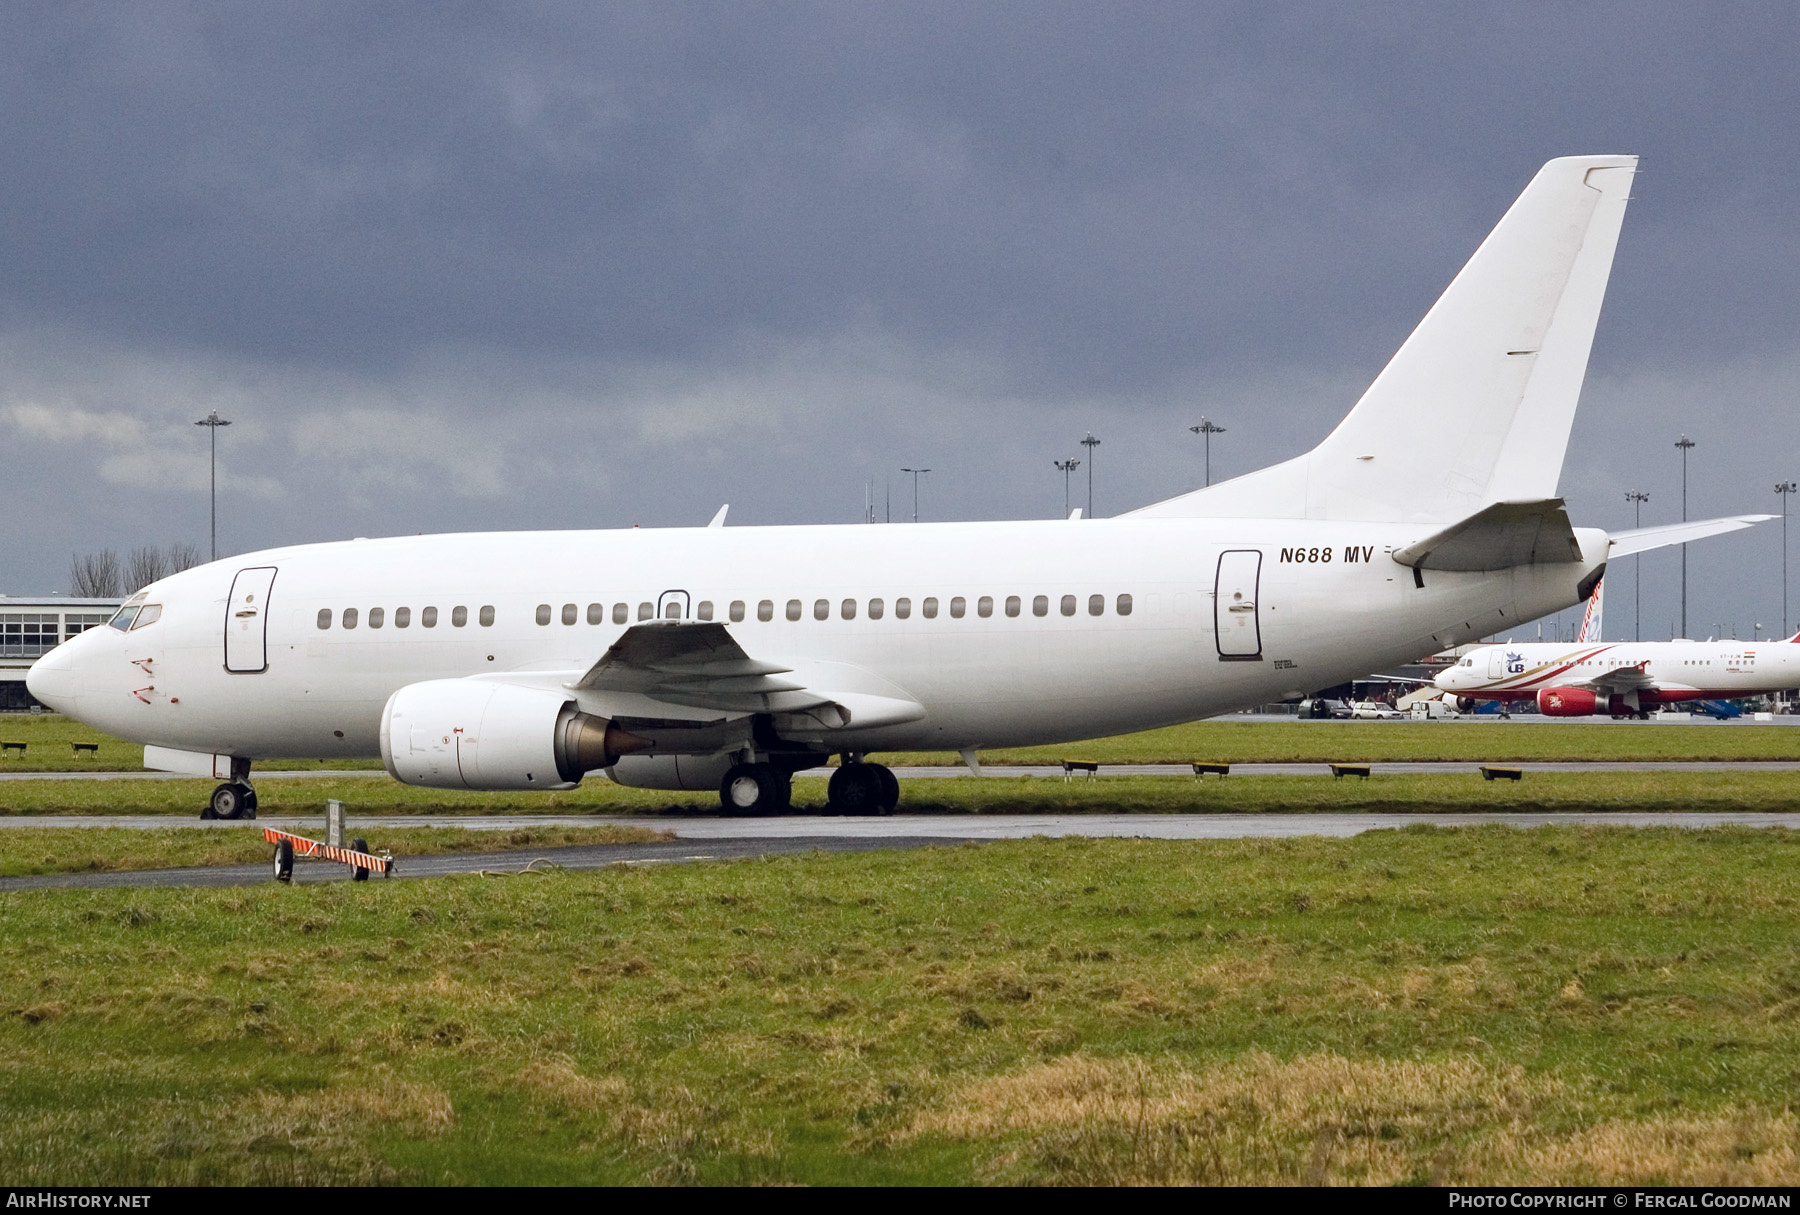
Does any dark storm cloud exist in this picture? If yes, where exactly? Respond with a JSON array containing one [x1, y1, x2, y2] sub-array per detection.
[[2, 2, 1798, 640], [9, 3, 1787, 381]]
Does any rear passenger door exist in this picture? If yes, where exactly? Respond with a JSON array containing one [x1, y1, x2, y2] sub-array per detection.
[[1214, 550, 1263, 661]]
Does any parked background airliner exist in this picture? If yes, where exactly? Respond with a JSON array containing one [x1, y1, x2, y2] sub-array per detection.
[[27, 155, 1766, 818], [1435, 632, 1800, 717]]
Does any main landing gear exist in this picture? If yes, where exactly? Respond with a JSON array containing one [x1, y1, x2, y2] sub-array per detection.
[[719, 763, 792, 816], [201, 781, 257, 820], [715, 758, 901, 816], [826, 761, 899, 816]]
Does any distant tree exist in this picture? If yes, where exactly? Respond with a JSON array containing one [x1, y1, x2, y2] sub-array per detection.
[[70, 550, 122, 598], [167, 542, 202, 572], [126, 546, 169, 591]]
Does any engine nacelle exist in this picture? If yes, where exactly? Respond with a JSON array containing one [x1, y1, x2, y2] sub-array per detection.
[[380, 679, 644, 790], [607, 753, 737, 792], [1536, 686, 1598, 717]]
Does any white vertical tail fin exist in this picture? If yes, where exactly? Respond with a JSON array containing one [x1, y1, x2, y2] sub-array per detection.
[[1132, 155, 1638, 524]]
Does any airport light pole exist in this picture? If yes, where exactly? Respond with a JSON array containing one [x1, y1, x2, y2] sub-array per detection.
[[1189, 417, 1226, 487], [1053, 459, 1080, 518], [1676, 434, 1695, 638], [1778, 481, 1796, 637], [194, 410, 231, 562], [900, 468, 930, 523], [1080, 433, 1100, 517], [1625, 490, 1649, 642]]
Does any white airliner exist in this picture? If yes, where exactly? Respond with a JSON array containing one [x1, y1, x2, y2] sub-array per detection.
[[1435, 629, 1800, 718], [28, 155, 1768, 818]]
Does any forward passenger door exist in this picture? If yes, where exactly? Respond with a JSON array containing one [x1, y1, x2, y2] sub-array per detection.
[[224, 567, 278, 673]]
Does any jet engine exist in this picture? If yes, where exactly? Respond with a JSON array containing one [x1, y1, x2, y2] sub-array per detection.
[[1536, 687, 1598, 716], [380, 679, 645, 790]]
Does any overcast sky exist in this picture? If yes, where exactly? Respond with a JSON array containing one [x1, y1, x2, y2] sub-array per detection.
[[3, 2, 1797, 641]]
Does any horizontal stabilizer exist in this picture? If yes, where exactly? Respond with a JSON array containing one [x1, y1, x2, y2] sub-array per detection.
[[1607, 515, 1772, 558], [1391, 499, 1581, 571]]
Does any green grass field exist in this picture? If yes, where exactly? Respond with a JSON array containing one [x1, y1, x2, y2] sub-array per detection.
[[5, 827, 1800, 1184], [4, 714, 1799, 772], [1, 770, 1797, 824]]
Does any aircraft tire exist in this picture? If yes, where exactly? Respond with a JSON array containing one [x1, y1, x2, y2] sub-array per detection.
[[210, 783, 245, 820], [273, 839, 294, 884], [873, 764, 899, 815], [828, 763, 887, 816], [720, 763, 786, 816], [199, 806, 218, 821], [352, 838, 370, 881]]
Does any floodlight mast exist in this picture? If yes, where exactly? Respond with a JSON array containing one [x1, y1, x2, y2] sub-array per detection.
[[194, 410, 232, 562], [899, 468, 930, 523], [1777, 481, 1797, 637], [1625, 490, 1649, 642], [1080, 433, 1100, 517], [1053, 459, 1080, 517], [1676, 434, 1695, 638], [1188, 417, 1226, 487]]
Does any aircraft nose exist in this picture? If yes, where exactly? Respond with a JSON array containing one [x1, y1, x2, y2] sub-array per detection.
[[26, 644, 76, 714]]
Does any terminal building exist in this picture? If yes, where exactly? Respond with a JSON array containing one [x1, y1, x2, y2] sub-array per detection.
[[0, 597, 123, 710]]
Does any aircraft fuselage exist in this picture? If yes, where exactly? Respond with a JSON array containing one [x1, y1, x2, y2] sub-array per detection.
[[31, 517, 1606, 764]]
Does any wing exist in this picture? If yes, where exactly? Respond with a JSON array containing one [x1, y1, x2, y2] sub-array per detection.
[[1584, 663, 1656, 695], [566, 621, 925, 731]]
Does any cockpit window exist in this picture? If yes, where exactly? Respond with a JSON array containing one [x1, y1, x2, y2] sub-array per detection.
[[129, 604, 162, 630], [107, 595, 146, 632]]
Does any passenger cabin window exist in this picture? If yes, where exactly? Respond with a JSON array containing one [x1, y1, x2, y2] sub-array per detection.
[[730, 600, 746, 622], [842, 599, 856, 620], [421, 606, 438, 628], [786, 599, 802, 622], [896, 598, 912, 619], [1089, 594, 1104, 617], [637, 602, 652, 621], [316, 608, 331, 630], [452, 606, 468, 627], [480, 606, 495, 627], [613, 603, 628, 625], [978, 596, 993, 618], [562, 603, 577, 625], [697, 601, 714, 621], [1033, 594, 1049, 617], [1060, 595, 1076, 617], [814, 599, 829, 621], [587, 603, 604, 624], [949, 597, 966, 619], [923, 597, 939, 619], [1116, 594, 1133, 616], [664, 601, 681, 620], [343, 608, 358, 629], [869, 598, 884, 620], [758, 600, 774, 622], [1005, 595, 1020, 618], [395, 607, 411, 628], [369, 607, 385, 628], [536, 604, 552, 625]]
